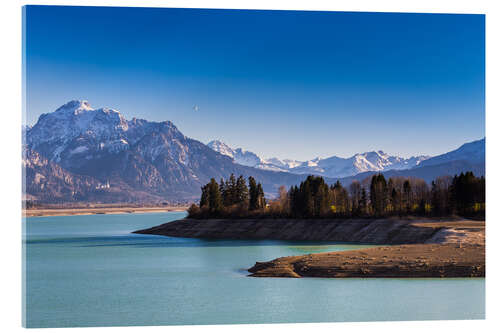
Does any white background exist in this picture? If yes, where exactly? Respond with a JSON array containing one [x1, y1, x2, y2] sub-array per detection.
[[1, 0, 499, 332]]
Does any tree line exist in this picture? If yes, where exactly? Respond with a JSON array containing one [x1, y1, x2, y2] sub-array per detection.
[[188, 171, 485, 219]]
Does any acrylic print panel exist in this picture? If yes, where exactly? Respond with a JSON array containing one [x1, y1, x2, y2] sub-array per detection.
[[22, 5, 485, 328]]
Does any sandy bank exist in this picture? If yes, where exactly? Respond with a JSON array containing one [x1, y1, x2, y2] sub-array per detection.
[[24, 206, 188, 217]]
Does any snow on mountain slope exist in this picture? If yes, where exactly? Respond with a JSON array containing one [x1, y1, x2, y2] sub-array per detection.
[[206, 140, 234, 158], [263, 157, 303, 169], [207, 140, 430, 178], [207, 140, 263, 167], [27, 100, 131, 164]]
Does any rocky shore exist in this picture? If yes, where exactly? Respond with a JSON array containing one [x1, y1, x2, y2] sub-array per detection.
[[134, 218, 485, 278]]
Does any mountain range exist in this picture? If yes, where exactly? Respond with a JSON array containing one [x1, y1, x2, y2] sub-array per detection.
[[23, 100, 485, 204], [208, 140, 430, 178], [23, 100, 308, 203]]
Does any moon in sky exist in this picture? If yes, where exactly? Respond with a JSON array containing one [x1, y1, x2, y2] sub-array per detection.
[[193, 105, 199, 112]]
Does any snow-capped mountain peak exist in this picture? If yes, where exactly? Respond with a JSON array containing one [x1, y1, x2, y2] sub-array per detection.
[[207, 140, 263, 167], [206, 140, 234, 158], [26, 100, 187, 167], [55, 100, 94, 115], [30, 100, 129, 144]]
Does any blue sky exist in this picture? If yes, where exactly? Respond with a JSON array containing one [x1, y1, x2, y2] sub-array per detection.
[[24, 6, 485, 160]]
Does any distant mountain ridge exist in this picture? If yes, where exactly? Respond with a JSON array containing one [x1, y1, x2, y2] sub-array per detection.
[[207, 140, 430, 178], [24, 100, 485, 204], [417, 138, 485, 168]]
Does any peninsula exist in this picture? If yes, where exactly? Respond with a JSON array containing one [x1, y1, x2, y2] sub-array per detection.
[[134, 218, 485, 278]]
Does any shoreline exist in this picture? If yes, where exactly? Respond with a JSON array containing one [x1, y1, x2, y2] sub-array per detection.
[[135, 218, 485, 278], [248, 243, 484, 278], [247, 219, 485, 278], [24, 206, 188, 217], [133, 218, 483, 244]]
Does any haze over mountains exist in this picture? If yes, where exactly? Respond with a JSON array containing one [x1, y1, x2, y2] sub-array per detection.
[[23, 101, 485, 204]]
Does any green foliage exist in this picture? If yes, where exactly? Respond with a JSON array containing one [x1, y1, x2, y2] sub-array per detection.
[[200, 184, 209, 208], [207, 178, 223, 213], [288, 175, 331, 217], [370, 174, 388, 216], [450, 171, 485, 217], [431, 176, 452, 216], [236, 175, 249, 205], [248, 176, 259, 211], [188, 172, 485, 220]]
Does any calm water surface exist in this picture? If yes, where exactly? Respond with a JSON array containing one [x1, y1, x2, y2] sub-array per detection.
[[23, 212, 484, 327]]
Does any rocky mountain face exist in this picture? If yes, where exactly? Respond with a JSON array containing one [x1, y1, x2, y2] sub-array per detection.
[[24, 101, 306, 203], [22, 147, 160, 203], [207, 140, 430, 178]]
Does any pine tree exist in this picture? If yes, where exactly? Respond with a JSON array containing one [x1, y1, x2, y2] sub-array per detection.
[[450, 171, 484, 216], [207, 178, 223, 213], [224, 173, 237, 206], [200, 184, 210, 208], [431, 176, 451, 216], [301, 180, 314, 217], [248, 176, 258, 210], [236, 175, 249, 205], [370, 174, 388, 216], [219, 178, 226, 205], [288, 185, 300, 217], [349, 181, 362, 216]]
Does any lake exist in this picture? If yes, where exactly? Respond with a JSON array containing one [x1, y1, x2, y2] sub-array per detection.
[[23, 212, 485, 327]]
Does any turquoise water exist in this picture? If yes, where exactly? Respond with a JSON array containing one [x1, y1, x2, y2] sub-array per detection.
[[23, 212, 485, 328]]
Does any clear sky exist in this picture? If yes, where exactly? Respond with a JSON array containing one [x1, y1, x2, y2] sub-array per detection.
[[24, 6, 485, 160]]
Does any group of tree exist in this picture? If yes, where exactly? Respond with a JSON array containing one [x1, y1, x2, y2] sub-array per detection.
[[189, 174, 266, 218], [432, 171, 485, 217], [188, 171, 485, 219]]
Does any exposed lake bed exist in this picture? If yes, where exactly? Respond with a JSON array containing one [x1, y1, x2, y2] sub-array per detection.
[[136, 217, 485, 279]]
